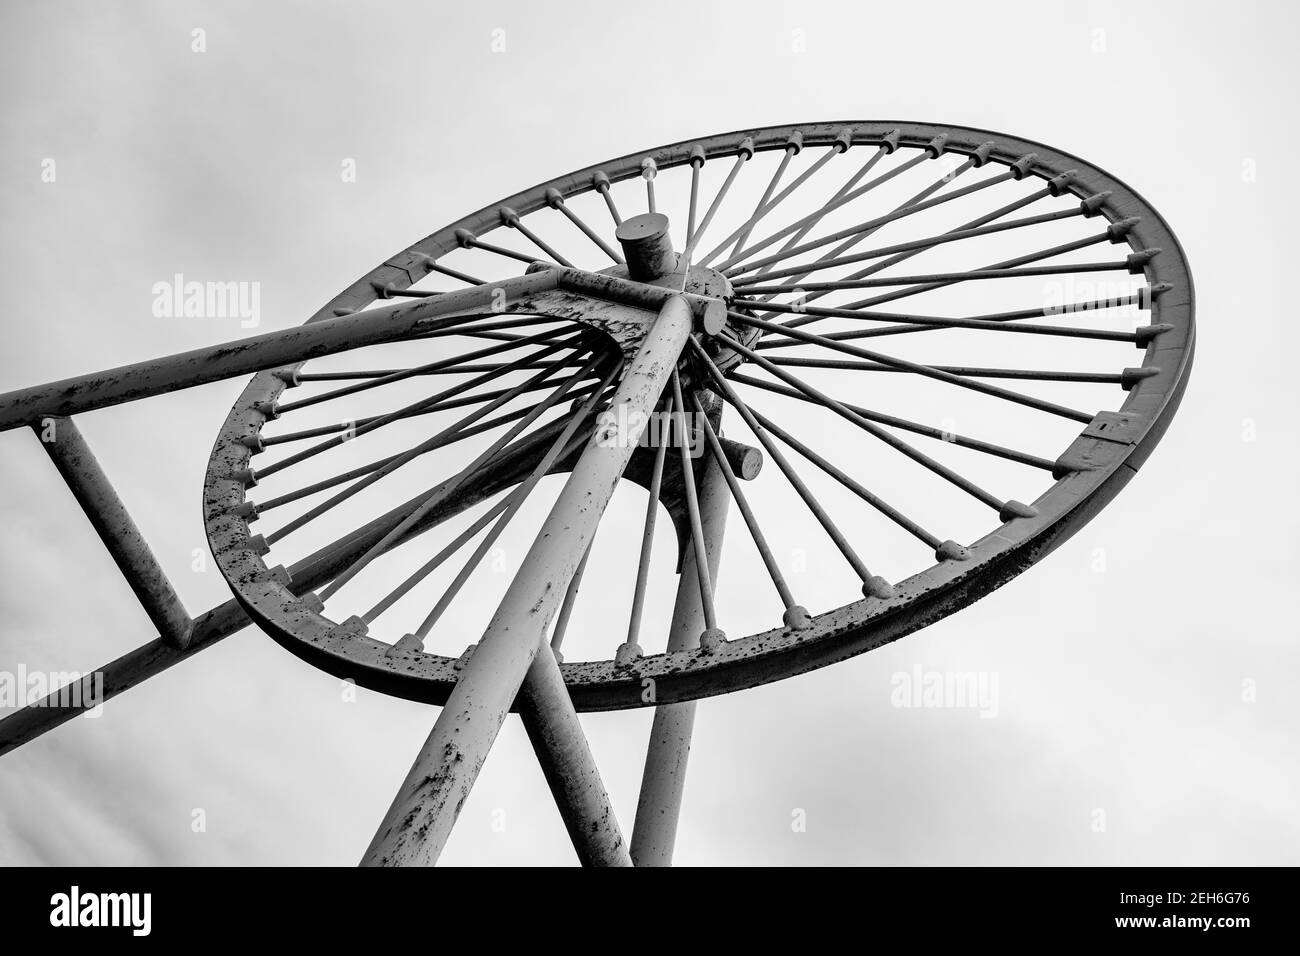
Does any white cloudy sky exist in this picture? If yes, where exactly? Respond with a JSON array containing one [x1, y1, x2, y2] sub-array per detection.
[[1, 0, 1297, 866]]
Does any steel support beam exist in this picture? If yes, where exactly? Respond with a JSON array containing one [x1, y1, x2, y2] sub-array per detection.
[[37, 417, 195, 649], [0, 267, 723, 432], [630, 439, 730, 866], [518, 646, 632, 867], [0, 272, 559, 430], [360, 295, 694, 867], [0, 415, 578, 756]]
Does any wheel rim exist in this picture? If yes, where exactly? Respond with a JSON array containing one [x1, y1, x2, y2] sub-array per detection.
[[203, 120, 1194, 711]]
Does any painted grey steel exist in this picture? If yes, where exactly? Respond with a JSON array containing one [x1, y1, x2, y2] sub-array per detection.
[[37, 417, 195, 649], [359, 294, 694, 866], [519, 647, 633, 867], [630, 450, 729, 866], [0, 120, 1195, 868], [189, 122, 1194, 715]]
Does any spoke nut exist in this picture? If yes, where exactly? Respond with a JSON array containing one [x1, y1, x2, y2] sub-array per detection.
[[699, 627, 727, 653], [614, 641, 643, 669], [783, 606, 812, 630], [935, 540, 970, 562], [862, 576, 894, 600]]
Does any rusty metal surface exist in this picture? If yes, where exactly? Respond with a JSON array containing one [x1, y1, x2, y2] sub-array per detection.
[[630, 448, 729, 866], [0, 121, 1194, 759], [0, 273, 560, 432], [37, 417, 195, 649], [517, 648, 632, 867], [358, 295, 695, 865], [0, 413, 588, 756], [0, 117, 1200, 877], [616, 212, 678, 280], [195, 121, 1193, 715]]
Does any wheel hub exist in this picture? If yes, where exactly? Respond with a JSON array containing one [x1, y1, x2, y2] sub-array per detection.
[[602, 211, 755, 376]]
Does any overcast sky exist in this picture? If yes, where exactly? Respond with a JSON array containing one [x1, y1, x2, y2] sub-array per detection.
[[1, 0, 1297, 866]]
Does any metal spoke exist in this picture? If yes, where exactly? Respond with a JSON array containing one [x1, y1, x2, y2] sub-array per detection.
[[728, 132, 800, 258], [712, 337, 1038, 518], [757, 289, 1158, 347], [454, 228, 552, 267], [669, 370, 723, 640], [731, 373, 1056, 472], [364, 404, 601, 630], [318, 355, 622, 601], [735, 207, 1086, 289], [367, 414, 597, 632], [293, 358, 585, 382], [839, 234, 1142, 314], [415, 327, 533, 344], [722, 150, 930, 272], [265, 349, 605, 546], [697, 130, 852, 268], [642, 157, 657, 214], [967, 288, 1160, 323], [276, 323, 577, 415], [727, 315, 1093, 423], [747, 142, 893, 276], [690, 392, 810, 629], [262, 370, 598, 447], [501, 207, 574, 267], [737, 259, 1133, 297], [257, 330, 590, 479], [370, 284, 440, 299], [747, 155, 980, 296], [760, 355, 1142, 386], [362, 496, 512, 624], [714, 139, 966, 273], [550, 538, 594, 653], [594, 171, 622, 226], [545, 188, 623, 263], [722, 168, 1020, 277], [257, 390, 598, 514], [736, 302, 1143, 345], [687, 339, 894, 598], [407, 358, 626, 641], [620, 408, 670, 656], [772, 186, 1101, 325], [686, 150, 702, 241], [682, 140, 751, 261], [417, 316, 570, 336], [749, 407, 962, 560], [412, 254, 489, 287], [408, 314, 574, 342]]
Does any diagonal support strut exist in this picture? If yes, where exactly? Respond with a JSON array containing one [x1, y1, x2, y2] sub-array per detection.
[[359, 294, 695, 866]]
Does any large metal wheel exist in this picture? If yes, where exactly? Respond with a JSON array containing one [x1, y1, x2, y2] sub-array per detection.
[[203, 120, 1193, 713]]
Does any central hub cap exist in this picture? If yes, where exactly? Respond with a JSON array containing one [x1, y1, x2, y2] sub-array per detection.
[[605, 211, 755, 377], [615, 213, 677, 281], [609, 211, 732, 303]]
